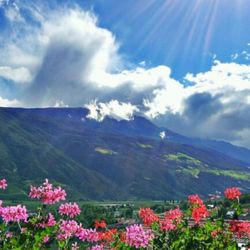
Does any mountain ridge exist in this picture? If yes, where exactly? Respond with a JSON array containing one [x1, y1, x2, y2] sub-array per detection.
[[0, 107, 250, 200]]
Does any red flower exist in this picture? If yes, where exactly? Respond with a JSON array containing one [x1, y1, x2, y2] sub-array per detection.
[[94, 219, 107, 228], [100, 229, 117, 242], [188, 194, 204, 206], [224, 187, 241, 200], [192, 205, 209, 224], [211, 230, 220, 238], [139, 208, 159, 226], [165, 208, 183, 222], [159, 208, 183, 231], [160, 219, 176, 231], [230, 220, 250, 237], [120, 231, 126, 242]]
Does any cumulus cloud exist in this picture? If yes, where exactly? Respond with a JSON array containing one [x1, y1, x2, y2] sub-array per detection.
[[22, 8, 123, 107], [149, 61, 250, 147], [0, 2, 250, 147], [0, 96, 21, 107], [0, 66, 32, 84], [0, 5, 175, 108], [54, 100, 69, 108], [4, 2, 24, 22], [85, 100, 139, 122]]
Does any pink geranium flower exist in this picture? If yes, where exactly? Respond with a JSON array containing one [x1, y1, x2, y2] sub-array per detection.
[[88, 245, 104, 250], [0, 205, 28, 223], [76, 228, 100, 242], [0, 179, 7, 189], [125, 224, 154, 249], [29, 179, 66, 204], [59, 202, 81, 218]]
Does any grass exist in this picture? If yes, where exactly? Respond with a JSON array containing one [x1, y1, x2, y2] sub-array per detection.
[[164, 152, 202, 166], [204, 169, 250, 181], [95, 147, 116, 155], [137, 143, 153, 149], [164, 152, 250, 181], [176, 165, 250, 181], [178, 167, 200, 178]]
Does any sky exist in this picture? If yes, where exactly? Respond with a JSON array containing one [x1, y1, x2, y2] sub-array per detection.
[[0, 0, 250, 148]]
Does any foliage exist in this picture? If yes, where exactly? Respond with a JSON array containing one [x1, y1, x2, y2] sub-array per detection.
[[0, 178, 249, 249]]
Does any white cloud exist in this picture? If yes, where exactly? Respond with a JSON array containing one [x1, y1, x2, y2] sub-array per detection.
[[242, 50, 250, 61], [231, 53, 239, 60], [90, 65, 171, 91], [0, 0, 7, 7], [0, 44, 40, 69], [85, 100, 139, 122], [0, 4, 250, 147], [184, 61, 250, 92], [159, 131, 166, 139], [4, 2, 24, 22], [139, 61, 146, 67], [0, 0, 24, 22], [41, 9, 121, 72], [0, 96, 21, 107], [143, 77, 185, 118], [54, 100, 69, 108], [0, 6, 176, 107], [144, 61, 250, 119], [0, 66, 32, 84]]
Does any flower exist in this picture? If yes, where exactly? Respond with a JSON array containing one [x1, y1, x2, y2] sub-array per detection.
[[46, 213, 57, 226], [76, 228, 100, 242], [192, 205, 209, 224], [188, 194, 204, 206], [99, 229, 117, 242], [224, 187, 241, 200], [29, 179, 66, 204], [58, 220, 80, 240], [71, 242, 80, 250], [0, 179, 7, 189], [160, 219, 176, 231], [125, 224, 154, 249], [43, 235, 50, 243], [139, 208, 159, 226], [165, 208, 183, 222], [119, 231, 126, 242], [0, 205, 28, 223], [211, 230, 219, 238], [94, 219, 107, 228], [21, 228, 27, 234], [230, 220, 250, 237], [59, 202, 81, 218], [160, 208, 183, 231], [38, 213, 56, 228], [5, 232, 13, 238], [88, 245, 104, 250]]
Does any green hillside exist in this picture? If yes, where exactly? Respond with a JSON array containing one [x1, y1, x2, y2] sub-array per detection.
[[0, 108, 250, 200]]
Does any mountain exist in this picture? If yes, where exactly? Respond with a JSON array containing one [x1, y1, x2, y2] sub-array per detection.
[[0, 107, 250, 200]]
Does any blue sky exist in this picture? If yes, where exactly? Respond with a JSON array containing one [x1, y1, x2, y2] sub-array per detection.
[[79, 0, 250, 79], [0, 0, 250, 148]]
